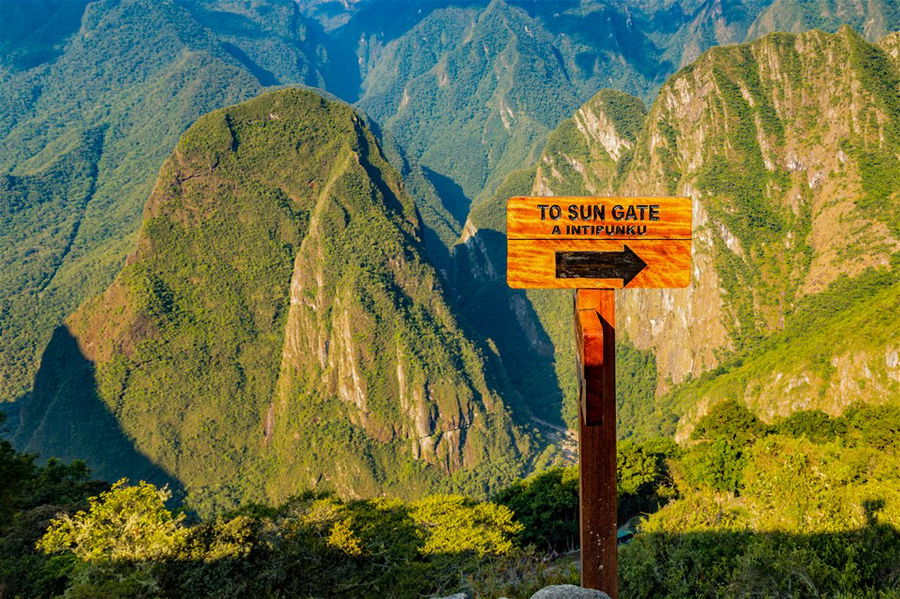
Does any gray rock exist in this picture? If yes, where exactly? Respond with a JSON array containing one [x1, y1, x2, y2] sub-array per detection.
[[432, 594, 469, 599], [529, 584, 612, 599]]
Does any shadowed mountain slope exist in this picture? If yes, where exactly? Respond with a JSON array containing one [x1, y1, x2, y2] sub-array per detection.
[[15, 89, 535, 514], [1, 0, 273, 403], [454, 27, 899, 435], [2, 0, 894, 408]]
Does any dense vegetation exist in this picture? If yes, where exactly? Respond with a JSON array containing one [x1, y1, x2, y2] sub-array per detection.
[[0, 0, 269, 403], [621, 400, 900, 598], [3, 399, 897, 598], [745, 0, 899, 42], [662, 263, 900, 426], [3, 9, 899, 598], [13, 88, 539, 515], [458, 27, 900, 439], [3, 0, 891, 410]]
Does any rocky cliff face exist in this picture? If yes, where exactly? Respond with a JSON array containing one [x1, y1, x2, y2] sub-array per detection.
[[457, 27, 899, 435], [613, 26, 898, 389], [15, 89, 532, 513]]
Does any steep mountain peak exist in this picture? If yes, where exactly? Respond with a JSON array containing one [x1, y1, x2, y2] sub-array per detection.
[[16, 88, 533, 514], [599, 28, 899, 389], [484, 0, 512, 14], [454, 27, 898, 438], [357, 0, 580, 219], [746, 0, 899, 43], [584, 89, 648, 145], [878, 30, 900, 64]]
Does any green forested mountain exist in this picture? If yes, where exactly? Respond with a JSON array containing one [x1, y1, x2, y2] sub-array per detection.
[[0, 0, 420, 404], [451, 88, 653, 428], [746, 0, 900, 42], [339, 0, 900, 216], [13, 88, 537, 514], [0, 0, 269, 403], [354, 0, 660, 216], [458, 26, 899, 437], [2, 0, 898, 522], [17, 90, 530, 507], [2, 0, 893, 409], [0, 0, 91, 71]]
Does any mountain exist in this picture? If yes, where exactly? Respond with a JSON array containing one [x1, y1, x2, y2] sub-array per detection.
[[746, 0, 900, 42], [0, 0, 464, 403], [1, 0, 269, 404], [2, 0, 893, 408], [354, 0, 663, 215], [345, 0, 898, 215], [3, 0, 897, 497], [447, 89, 653, 429], [456, 27, 899, 437], [0, 0, 91, 71], [14, 89, 534, 514]]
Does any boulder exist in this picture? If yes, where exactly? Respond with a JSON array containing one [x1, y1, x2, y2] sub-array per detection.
[[530, 585, 612, 599]]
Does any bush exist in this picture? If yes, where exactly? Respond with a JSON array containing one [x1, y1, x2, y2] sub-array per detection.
[[38, 479, 188, 562], [691, 400, 771, 444], [679, 438, 747, 493], [493, 467, 578, 552], [776, 410, 845, 443]]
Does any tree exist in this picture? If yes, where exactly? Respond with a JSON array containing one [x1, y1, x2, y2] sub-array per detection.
[[840, 402, 900, 450], [410, 495, 522, 556], [492, 467, 578, 552], [617, 438, 679, 522], [775, 409, 844, 443], [680, 439, 747, 494], [38, 479, 187, 562], [691, 400, 770, 444]]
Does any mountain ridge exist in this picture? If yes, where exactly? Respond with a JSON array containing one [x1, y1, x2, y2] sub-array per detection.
[[15, 88, 536, 514], [455, 26, 899, 435], [2, 0, 896, 407]]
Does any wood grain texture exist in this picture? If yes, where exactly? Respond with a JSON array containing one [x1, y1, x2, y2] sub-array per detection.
[[575, 289, 617, 597], [575, 290, 614, 424], [507, 239, 691, 288], [575, 307, 603, 423], [576, 289, 616, 326], [507, 196, 691, 240]]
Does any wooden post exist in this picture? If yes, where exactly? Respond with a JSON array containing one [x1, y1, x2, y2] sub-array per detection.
[[506, 196, 692, 596], [575, 288, 617, 597]]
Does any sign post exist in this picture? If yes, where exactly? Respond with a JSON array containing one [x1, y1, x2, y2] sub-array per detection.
[[507, 196, 692, 597]]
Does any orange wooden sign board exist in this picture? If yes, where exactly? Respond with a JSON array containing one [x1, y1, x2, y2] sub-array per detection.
[[507, 196, 692, 289], [506, 196, 692, 597]]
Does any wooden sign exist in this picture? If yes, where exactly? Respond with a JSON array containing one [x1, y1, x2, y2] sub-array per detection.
[[507, 196, 692, 289], [505, 196, 693, 598]]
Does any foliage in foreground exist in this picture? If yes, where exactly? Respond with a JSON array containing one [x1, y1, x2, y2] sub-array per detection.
[[0, 413, 108, 597], [1, 438, 570, 599], [29, 486, 572, 599], [620, 400, 900, 598], [2, 402, 898, 598]]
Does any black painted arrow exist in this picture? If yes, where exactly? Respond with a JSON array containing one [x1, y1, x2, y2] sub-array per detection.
[[555, 245, 648, 286]]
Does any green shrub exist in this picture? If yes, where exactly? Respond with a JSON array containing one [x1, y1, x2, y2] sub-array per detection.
[[776, 410, 845, 443], [691, 399, 771, 444], [679, 438, 748, 493], [38, 479, 188, 562], [493, 467, 578, 552]]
